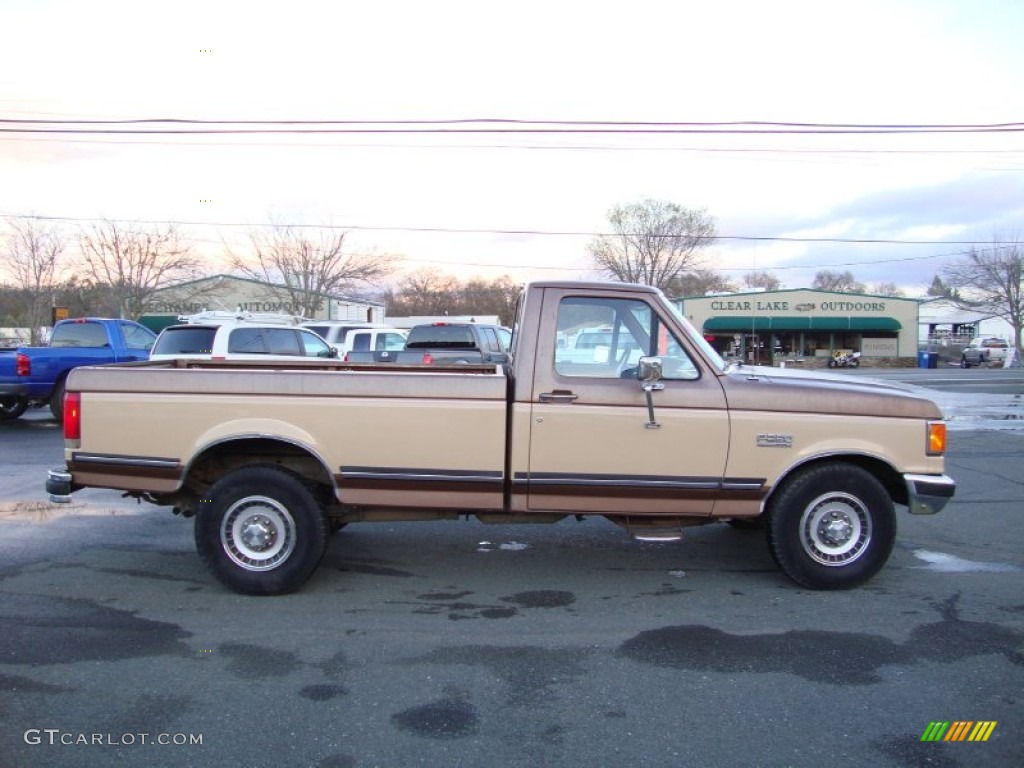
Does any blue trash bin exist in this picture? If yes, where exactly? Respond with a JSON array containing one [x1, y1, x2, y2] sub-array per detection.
[[918, 351, 930, 368], [928, 352, 938, 369]]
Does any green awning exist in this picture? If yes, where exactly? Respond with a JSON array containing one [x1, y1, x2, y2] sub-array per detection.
[[137, 315, 182, 333], [703, 316, 902, 332]]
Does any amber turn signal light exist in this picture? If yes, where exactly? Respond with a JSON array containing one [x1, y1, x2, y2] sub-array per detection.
[[926, 421, 947, 456]]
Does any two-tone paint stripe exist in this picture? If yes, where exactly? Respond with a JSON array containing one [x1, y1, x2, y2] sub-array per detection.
[[339, 467, 765, 498], [339, 467, 504, 493], [70, 452, 182, 480], [512, 472, 765, 498]]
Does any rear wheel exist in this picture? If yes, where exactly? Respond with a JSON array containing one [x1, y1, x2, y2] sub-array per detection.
[[195, 465, 329, 595], [49, 378, 66, 421], [0, 396, 28, 421], [960, 356, 971, 369], [767, 462, 895, 590]]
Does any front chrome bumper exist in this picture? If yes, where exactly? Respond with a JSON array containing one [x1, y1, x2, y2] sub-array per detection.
[[904, 473, 956, 515]]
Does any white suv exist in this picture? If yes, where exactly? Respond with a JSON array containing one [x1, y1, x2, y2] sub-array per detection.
[[150, 311, 336, 361]]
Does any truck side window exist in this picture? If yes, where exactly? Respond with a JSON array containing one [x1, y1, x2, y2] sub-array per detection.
[[378, 333, 405, 352], [554, 297, 698, 380], [121, 321, 156, 351], [482, 328, 501, 353]]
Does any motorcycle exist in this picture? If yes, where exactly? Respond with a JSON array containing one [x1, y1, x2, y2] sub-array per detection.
[[828, 350, 861, 368]]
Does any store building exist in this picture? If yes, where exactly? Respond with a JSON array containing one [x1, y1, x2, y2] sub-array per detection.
[[141, 274, 385, 331], [675, 289, 921, 367]]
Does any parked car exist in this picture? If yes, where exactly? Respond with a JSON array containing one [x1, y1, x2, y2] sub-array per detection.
[[961, 337, 1008, 368], [150, 311, 336, 362], [300, 321, 385, 355], [339, 328, 408, 362], [0, 318, 155, 421], [395, 322, 511, 365], [300, 321, 407, 362]]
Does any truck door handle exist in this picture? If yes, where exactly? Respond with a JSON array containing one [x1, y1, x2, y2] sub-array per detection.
[[539, 390, 579, 403]]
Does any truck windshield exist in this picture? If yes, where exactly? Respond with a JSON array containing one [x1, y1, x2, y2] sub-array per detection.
[[666, 301, 729, 372]]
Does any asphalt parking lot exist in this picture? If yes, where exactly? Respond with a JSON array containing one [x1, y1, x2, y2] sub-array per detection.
[[1, 369, 1022, 767]]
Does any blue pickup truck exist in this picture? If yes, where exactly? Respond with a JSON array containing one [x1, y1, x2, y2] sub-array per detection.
[[0, 318, 156, 421]]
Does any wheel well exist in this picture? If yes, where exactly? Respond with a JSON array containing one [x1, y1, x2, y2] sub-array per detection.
[[768, 455, 908, 510], [186, 438, 335, 501]]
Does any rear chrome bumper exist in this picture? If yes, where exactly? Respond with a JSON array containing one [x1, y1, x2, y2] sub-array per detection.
[[46, 467, 73, 503], [904, 473, 956, 515]]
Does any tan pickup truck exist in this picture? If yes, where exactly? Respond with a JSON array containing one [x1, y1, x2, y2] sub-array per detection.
[[46, 280, 955, 595]]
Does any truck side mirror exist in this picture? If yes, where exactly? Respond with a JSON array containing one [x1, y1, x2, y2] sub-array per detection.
[[638, 356, 663, 383], [637, 356, 664, 429]]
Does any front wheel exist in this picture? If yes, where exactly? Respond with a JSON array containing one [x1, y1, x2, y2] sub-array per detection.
[[195, 465, 329, 595], [766, 462, 895, 589], [827, 358, 838, 368], [960, 357, 971, 369]]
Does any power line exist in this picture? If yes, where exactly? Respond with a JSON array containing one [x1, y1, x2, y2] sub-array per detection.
[[3, 117, 1024, 128], [6, 134, 1024, 158], [2, 117, 1024, 135], [0, 211, 997, 246]]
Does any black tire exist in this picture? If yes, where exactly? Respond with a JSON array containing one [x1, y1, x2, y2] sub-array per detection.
[[49, 378, 66, 422], [960, 357, 970, 369], [766, 462, 895, 590], [195, 465, 329, 595], [0, 396, 28, 421], [827, 358, 838, 368], [850, 358, 859, 368]]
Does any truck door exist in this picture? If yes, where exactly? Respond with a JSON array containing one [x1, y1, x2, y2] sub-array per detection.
[[522, 290, 730, 516]]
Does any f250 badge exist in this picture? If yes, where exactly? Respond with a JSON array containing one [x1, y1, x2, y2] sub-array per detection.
[[757, 434, 793, 448]]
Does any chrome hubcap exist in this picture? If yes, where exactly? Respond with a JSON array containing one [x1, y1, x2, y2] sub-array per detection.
[[800, 492, 871, 566], [221, 496, 296, 571]]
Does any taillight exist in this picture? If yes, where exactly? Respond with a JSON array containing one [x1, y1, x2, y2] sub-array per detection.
[[16, 353, 30, 376], [64, 391, 81, 441], [422, 353, 434, 364], [926, 421, 947, 456]]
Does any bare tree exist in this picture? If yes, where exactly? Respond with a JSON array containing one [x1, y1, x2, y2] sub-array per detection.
[[380, 269, 461, 317], [588, 199, 716, 291], [943, 236, 1023, 363], [869, 282, 905, 297], [742, 270, 782, 291], [377, 271, 522, 324], [458, 276, 521, 326], [230, 225, 397, 317], [812, 270, 865, 293], [79, 220, 201, 319], [1, 217, 66, 342], [665, 269, 737, 297]]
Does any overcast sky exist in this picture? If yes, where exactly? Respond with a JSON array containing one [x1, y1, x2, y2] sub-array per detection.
[[2, 0, 1022, 295]]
